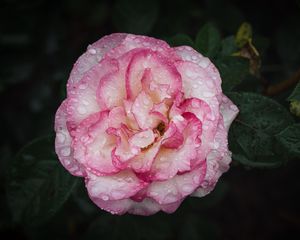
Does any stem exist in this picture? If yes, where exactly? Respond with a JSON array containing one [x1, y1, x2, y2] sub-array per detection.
[[265, 68, 300, 96]]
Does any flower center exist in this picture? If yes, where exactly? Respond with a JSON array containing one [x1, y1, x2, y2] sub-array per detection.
[[156, 122, 166, 135]]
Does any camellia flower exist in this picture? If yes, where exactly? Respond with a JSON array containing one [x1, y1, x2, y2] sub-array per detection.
[[55, 33, 239, 215]]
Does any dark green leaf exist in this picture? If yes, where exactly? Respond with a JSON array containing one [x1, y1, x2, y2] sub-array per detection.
[[167, 33, 194, 47], [219, 36, 237, 56], [215, 56, 249, 92], [7, 136, 78, 226], [112, 0, 159, 34], [195, 23, 221, 58], [228, 92, 294, 168], [276, 124, 300, 157], [288, 80, 300, 101]]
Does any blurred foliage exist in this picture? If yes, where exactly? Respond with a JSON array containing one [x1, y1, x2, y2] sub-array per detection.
[[1, 0, 300, 239]]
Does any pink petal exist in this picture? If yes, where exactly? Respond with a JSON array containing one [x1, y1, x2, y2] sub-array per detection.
[[105, 34, 176, 60], [192, 117, 231, 197], [86, 170, 147, 201], [68, 33, 127, 85], [220, 94, 239, 130], [128, 139, 162, 173], [146, 162, 207, 205], [54, 100, 85, 176], [96, 67, 126, 110], [148, 113, 202, 181], [174, 45, 222, 95], [107, 125, 140, 167], [161, 122, 184, 149], [66, 58, 119, 128], [72, 111, 119, 175], [131, 91, 160, 129], [129, 129, 155, 148], [126, 49, 182, 101]]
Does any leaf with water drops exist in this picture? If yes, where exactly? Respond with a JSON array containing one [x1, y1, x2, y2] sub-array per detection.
[[6, 136, 78, 226], [215, 56, 249, 92], [228, 92, 294, 168], [276, 124, 300, 158]]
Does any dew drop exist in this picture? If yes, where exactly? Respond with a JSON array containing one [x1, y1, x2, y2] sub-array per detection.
[[199, 58, 210, 68], [111, 190, 125, 199], [101, 195, 109, 201], [64, 159, 71, 165], [61, 147, 71, 157], [88, 48, 97, 55], [193, 175, 199, 183], [77, 106, 87, 114], [78, 83, 87, 90], [182, 184, 194, 193], [203, 92, 214, 98], [56, 133, 66, 143]]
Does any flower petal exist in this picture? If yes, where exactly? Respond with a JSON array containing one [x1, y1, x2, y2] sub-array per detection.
[[126, 50, 182, 101], [174, 45, 222, 95], [147, 162, 207, 205], [131, 91, 160, 129], [148, 113, 202, 181], [86, 170, 147, 201], [66, 58, 119, 129], [220, 94, 239, 130], [72, 111, 119, 175], [55, 100, 85, 176], [192, 117, 231, 197], [68, 33, 127, 85]]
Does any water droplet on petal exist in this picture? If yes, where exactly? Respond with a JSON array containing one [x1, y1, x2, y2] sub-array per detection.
[[61, 147, 71, 157], [199, 58, 210, 68], [78, 83, 87, 90], [57, 133, 66, 143], [101, 195, 109, 201], [193, 175, 199, 183], [77, 106, 87, 114], [88, 48, 97, 55], [64, 159, 71, 165], [182, 184, 194, 193], [111, 190, 125, 199]]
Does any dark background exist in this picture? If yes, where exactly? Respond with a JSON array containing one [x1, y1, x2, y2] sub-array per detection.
[[1, 0, 300, 239]]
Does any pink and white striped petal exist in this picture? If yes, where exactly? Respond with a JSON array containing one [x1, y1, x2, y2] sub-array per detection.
[[86, 170, 147, 202], [72, 111, 119, 175], [55, 100, 85, 176]]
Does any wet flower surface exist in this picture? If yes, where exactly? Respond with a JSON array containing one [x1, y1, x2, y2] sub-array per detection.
[[55, 33, 238, 215]]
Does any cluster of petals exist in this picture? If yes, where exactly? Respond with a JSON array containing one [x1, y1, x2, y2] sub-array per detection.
[[55, 33, 239, 215]]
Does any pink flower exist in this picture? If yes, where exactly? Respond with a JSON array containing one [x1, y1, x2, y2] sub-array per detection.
[[54, 33, 238, 215]]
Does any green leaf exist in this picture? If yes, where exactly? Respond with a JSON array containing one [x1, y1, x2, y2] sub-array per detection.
[[7, 136, 78, 226], [288, 80, 300, 101], [167, 33, 194, 47], [219, 36, 237, 56], [228, 92, 294, 168], [215, 56, 249, 92], [276, 124, 300, 157], [195, 23, 221, 58], [112, 0, 159, 34]]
